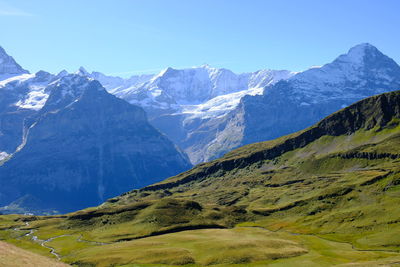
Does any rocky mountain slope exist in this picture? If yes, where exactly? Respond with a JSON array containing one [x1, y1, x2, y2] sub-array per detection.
[[0, 70, 65, 161], [91, 44, 400, 164], [90, 65, 295, 163], [1, 90, 400, 266], [0, 47, 56, 161], [0, 69, 191, 213], [0, 46, 28, 79], [205, 43, 400, 161]]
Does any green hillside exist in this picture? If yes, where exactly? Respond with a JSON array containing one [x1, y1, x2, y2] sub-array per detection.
[[1, 90, 400, 266]]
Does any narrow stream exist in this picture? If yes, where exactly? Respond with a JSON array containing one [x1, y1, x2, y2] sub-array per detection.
[[17, 221, 67, 260], [13, 221, 108, 260]]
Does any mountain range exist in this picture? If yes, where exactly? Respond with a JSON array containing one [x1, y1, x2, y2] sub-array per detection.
[[1, 89, 399, 266], [1, 43, 400, 214], [0, 49, 191, 213], [88, 65, 296, 163], [84, 43, 400, 163]]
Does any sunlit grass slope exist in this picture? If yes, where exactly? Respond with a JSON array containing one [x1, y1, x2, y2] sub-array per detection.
[[0, 241, 69, 267]]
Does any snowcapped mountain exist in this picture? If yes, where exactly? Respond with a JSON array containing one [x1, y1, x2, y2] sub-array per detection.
[[281, 43, 400, 104], [93, 65, 295, 117], [205, 43, 400, 162], [0, 48, 192, 213], [176, 68, 295, 120], [0, 74, 191, 213], [2, 43, 397, 169], [0, 44, 294, 166], [86, 65, 295, 163], [0, 70, 64, 159]]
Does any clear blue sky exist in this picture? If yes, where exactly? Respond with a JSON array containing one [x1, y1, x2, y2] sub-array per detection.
[[0, 0, 399, 77]]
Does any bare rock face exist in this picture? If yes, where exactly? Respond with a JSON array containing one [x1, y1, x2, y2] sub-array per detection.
[[0, 75, 191, 213]]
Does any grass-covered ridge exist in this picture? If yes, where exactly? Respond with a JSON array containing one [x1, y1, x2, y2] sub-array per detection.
[[1, 90, 400, 266]]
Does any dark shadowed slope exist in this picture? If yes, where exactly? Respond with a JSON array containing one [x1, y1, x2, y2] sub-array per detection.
[[0, 75, 191, 213]]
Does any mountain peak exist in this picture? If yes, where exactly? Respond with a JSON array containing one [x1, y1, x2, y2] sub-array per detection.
[[199, 64, 212, 69], [349, 42, 376, 51], [343, 43, 379, 63], [41, 74, 102, 113], [56, 74, 102, 96], [290, 43, 399, 87], [56, 69, 69, 78], [0, 46, 29, 76], [75, 66, 90, 76], [330, 43, 391, 68], [153, 67, 176, 79]]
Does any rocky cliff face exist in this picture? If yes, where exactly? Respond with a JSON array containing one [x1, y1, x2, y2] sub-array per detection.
[[0, 75, 191, 213], [0, 46, 28, 78], [0, 71, 58, 159]]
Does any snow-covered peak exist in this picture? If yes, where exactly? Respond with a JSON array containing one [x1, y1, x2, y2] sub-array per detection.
[[1, 72, 106, 113], [0, 72, 56, 111], [61, 64, 292, 121], [42, 74, 102, 112], [248, 69, 296, 89], [89, 65, 294, 118], [345, 43, 370, 63], [136, 65, 293, 106], [156, 67, 174, 77], [333, 43, 379, 66], [0, 46, 29, 77], [268, 43, 400, 105], [291, 43, 395, 84], [52, 74, 96, 96], [90, 71, 153, 95]]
